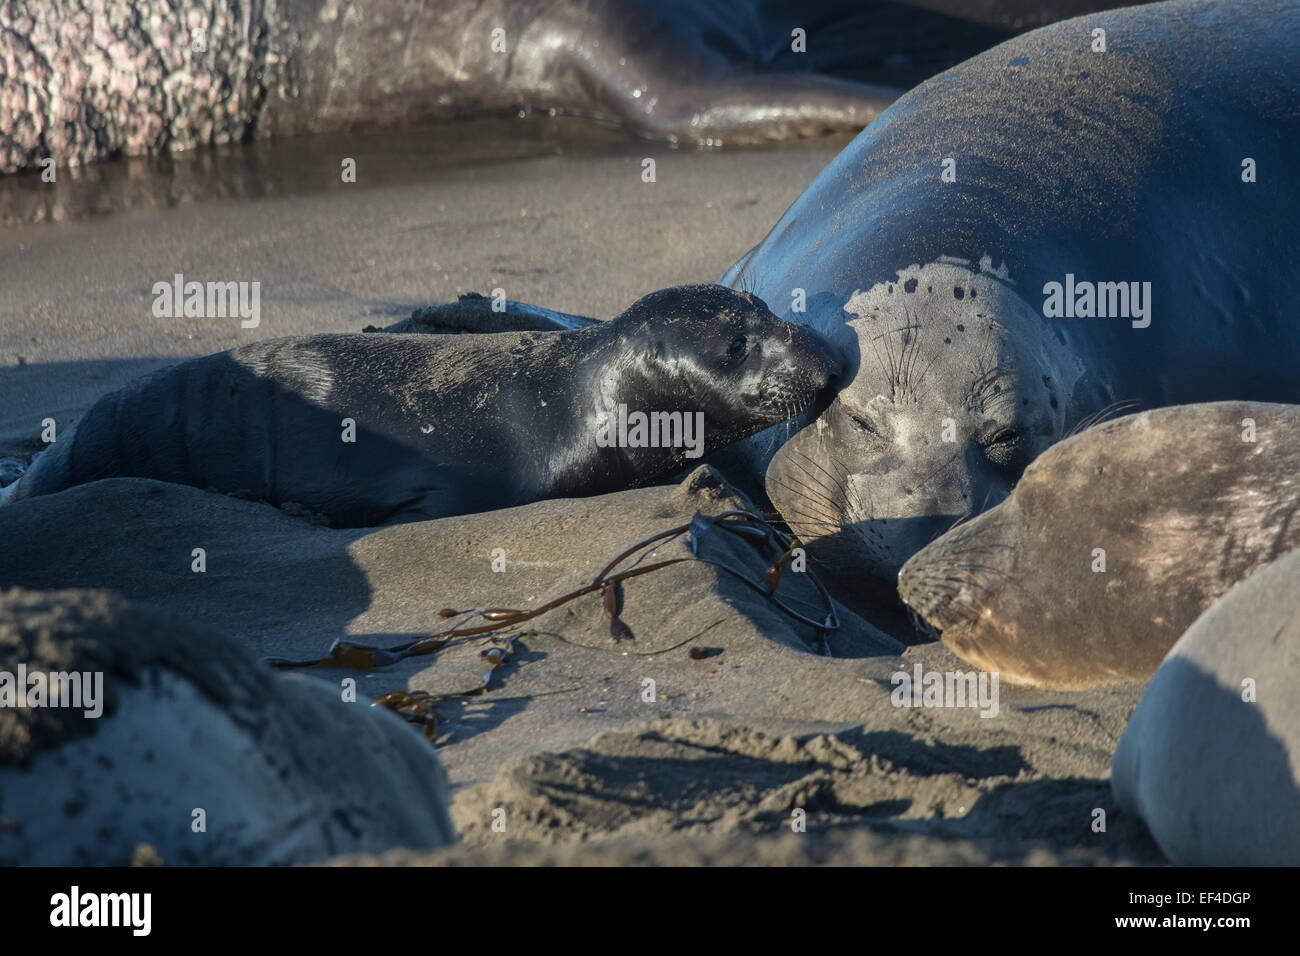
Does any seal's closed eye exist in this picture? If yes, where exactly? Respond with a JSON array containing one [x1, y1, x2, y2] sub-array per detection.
[[980, 426, 1025, 469], [851, 415, 878, 435]]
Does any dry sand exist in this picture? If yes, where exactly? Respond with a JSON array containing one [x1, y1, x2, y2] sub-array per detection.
[[0, 123, 1164, 865]]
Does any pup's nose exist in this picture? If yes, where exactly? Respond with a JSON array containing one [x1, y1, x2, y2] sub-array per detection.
[[802, 331, 844, 381]]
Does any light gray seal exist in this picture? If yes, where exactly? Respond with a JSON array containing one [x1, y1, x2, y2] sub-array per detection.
[[0, 587, 455, 865], [725, 0, 1300, 599]]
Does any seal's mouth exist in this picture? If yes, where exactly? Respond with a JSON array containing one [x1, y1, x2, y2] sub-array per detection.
[[756, 369, 823, 420], [755, 333, 843, 420], [897, 511, 1014, 635]]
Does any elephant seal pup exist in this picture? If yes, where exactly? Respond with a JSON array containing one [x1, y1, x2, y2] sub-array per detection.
[[899, 402, 1300, 690], [0, 587, 455, 866], [1, 286, 840, 527], [1112, 545, 1300, 865]]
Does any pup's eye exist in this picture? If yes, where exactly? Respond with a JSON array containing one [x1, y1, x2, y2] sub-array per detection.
[[727, 336, 747, 356], [986, 426, 1021, 447], [851, 415, 878, 435]]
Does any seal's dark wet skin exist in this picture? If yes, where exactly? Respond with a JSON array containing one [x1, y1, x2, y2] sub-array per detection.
[[2, 285, 840, 527]]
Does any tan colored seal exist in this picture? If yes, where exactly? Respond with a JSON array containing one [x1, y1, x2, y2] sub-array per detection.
[[900, 401, 1300, 689]]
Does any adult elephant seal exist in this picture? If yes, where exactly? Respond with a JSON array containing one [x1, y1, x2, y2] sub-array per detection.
[[899, 402, 1300, 690], [1, 0, 1134, 175], [420, 0, 1300, 600], [0, 286, 840, 527], [1111, 545, 1300, 866], [720, 0, 1300, 595], [0, 587, 455, 866]]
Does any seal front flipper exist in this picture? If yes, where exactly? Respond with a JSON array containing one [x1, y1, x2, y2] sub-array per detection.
[[365, 293, 600, 335]]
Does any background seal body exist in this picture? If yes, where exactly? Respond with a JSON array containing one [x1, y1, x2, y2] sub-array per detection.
[[0, 0, 1132, 174], [1, 286, 839, 526], [1111, 544, 1300, 865], [899, 402, 1300, 690], [0, 587, 456, 866], [722, 0, 1300, 589]]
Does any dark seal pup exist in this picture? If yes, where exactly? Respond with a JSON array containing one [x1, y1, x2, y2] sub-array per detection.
[[1, 286, 839, 526], [899, 402, 1300, 690]]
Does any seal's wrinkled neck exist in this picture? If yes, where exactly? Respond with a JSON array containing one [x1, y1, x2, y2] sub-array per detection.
[[528, 320, 700, 491]]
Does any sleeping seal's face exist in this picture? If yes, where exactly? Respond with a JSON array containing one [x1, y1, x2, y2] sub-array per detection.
[[763, 264, 1086, 589], [616, 284, 843, 439]]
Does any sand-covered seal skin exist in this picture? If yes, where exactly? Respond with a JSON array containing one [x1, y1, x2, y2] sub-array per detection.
[[1112, 545, 1300, 865], [2, 286, 840, 527], [0, 587, 456, 866], [0, 0, 882, 174], [716, 0, 1300, 590], [899, 402, 1300, 690]]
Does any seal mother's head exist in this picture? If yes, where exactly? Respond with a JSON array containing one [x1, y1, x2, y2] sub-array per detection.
[[760, 260, 1087, 590]]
